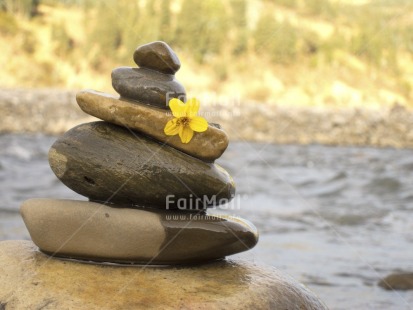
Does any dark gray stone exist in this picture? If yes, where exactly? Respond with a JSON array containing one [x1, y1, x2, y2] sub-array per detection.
[[133, 41, 181, 74], [49, 122, 235, 209], [111, 67, 186, 109]]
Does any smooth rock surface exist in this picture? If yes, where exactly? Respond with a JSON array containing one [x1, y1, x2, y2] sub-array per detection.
[[20, 199, 258, 264], [0, 240, 328, 310], [111, 67, 186, 109], [133, 41, 181, 74], [76, 90, 229, 162], [379, 273, 413, 290], [49, 122, 235, 209]]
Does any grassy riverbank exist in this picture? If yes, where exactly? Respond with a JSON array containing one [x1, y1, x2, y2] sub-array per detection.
[[1, 0, 413, 109], [1, 1, 413, 148]]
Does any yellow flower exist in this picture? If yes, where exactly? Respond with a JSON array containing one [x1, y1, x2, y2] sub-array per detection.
[[164, 98, 208, 144]]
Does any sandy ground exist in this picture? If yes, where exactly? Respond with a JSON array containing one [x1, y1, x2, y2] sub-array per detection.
[[1, 88, 413, 149]]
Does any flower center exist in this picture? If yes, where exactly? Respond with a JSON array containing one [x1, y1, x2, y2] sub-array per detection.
[[178, 117, 190, 127]]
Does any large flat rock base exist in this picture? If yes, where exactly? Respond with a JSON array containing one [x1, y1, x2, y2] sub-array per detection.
[[0, 240, 327, 310]]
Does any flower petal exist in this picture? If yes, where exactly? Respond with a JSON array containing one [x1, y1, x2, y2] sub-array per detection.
[[186, 98, 200, 117], [164, 119, 180, 136], [189, 116, 208, 132], [179, 126, 194, 144], [169, 98, 187, 118]]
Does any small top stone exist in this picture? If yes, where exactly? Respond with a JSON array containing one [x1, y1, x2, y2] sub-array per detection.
[[133, 41, 181, 75]]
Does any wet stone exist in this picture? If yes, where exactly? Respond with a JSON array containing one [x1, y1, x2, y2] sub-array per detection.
[[379, 273, 413, 291]]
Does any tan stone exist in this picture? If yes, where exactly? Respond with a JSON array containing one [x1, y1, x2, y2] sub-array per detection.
[[21, 199, 164, 263], [76, 90, 229, 162], [20, 199, 257, 264], [0, 240, 328, 310]]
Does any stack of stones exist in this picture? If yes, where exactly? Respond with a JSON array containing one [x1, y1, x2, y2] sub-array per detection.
[[20, 41, 258, 265]]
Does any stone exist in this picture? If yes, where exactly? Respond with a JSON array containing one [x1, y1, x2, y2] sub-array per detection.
[[133, 41, 181, 75], [0, 240, 328, 309], [379, 273, 413, 290], [20, 198, 258, 264], [111, 67, 186, 109], [76, 90, 229, 162], [49, 122, 235, 209]]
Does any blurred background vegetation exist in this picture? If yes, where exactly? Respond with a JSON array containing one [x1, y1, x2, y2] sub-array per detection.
[[0, 0, 412, 108]]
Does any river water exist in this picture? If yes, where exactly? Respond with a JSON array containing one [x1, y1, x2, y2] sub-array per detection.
[[0, 133, 412, 309]]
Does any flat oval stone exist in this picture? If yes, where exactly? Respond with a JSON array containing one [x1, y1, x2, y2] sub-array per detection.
[[111, 67, 186, 109], [133, 41, 181, 74], [20, 199, 258, 264], [0, 240, 328, 309], [49, 121, 235, 209], [76, 90, 229, 162]]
